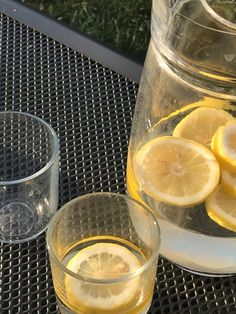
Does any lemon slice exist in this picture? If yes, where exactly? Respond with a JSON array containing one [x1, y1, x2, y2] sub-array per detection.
[[211, 121, 236, 171], [206, 185, 236, 232], [221, 169, 236, 197], [65, 243, 141, 312], [134, 136, 220, 207], [173, 107, 233, 148]]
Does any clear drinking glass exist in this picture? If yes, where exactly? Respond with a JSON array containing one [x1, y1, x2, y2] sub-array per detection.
[[0, 111, 59, 243], [47, 192, 160, 314], [127, 0, 236, 276]]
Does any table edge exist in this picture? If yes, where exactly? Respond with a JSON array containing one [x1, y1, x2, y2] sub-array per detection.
[[0, 0, 143, 84]]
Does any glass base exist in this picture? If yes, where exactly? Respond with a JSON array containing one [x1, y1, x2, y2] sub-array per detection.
[[0, 202, 35, 241], [0, 221, 48, 244], [57, 297, 151, 314], [177, 264, 234, 277], [161, 255, 235, 277], [159, 219, 236, 277], [0, 201, 55, 243], [57, 299, 73, 314]]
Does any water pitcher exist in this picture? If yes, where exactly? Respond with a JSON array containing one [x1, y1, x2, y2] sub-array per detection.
[[127, 0, 236, 276]]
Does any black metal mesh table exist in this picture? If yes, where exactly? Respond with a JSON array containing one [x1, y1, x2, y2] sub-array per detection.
[[0, 3, 236, 314]]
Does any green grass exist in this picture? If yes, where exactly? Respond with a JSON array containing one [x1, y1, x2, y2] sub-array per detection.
[[21, 0, 152, 62]]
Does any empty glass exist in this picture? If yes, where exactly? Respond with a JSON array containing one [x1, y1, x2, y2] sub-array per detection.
[[0, 111, 59, 243]]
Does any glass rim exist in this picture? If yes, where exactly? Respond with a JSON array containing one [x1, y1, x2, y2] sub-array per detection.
[[46, 192, 161, 284], [161, 0, 236, 35], [0, 111, 59, 185], [201, 0, 236, 31]]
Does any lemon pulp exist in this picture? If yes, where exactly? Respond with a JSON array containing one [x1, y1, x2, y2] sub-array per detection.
[[65, 242, 141, 312], [206, 185, 236, 232], [212, 121, 236, 171], [173, 107, 233, 148], [133, 136, 220, 207]]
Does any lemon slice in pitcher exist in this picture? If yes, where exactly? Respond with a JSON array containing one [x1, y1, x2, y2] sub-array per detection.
[[65, 243, 141, 312], [173, 107, 233, 148], [134, 136, 220, 207], [221, 169, 236, 197], [206, 185, 236, 232], [211, 121, 236, 171]]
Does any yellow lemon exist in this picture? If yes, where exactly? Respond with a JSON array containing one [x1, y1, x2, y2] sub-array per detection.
[[173, 107, 233, 148], [133, 136, 220, 207], [221, 169, 236, 197], [211, 121, 236, 172], [206, 185, 236, 232], [65, 243, 141, 312]]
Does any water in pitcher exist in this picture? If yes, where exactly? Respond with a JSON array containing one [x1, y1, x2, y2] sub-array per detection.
[[127, 0, 236, 275]]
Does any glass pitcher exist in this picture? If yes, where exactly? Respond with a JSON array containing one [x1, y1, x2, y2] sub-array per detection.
[[127, 0, 236, 276]]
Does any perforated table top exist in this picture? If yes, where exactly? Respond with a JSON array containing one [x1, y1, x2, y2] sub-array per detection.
[[0, 6, 236, 314]]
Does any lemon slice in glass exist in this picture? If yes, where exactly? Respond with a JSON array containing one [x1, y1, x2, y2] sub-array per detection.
[[65, 243, 141, 312], [221, 169, 236, 197], [206, 185, 236, 232], [211, 121, 236, 171], [173, 107, 233, 148], [134, 136, 220, 207]]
